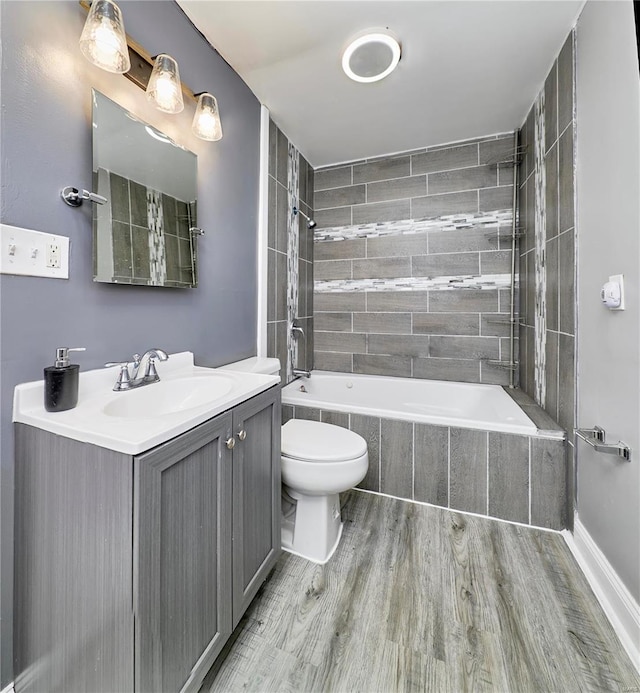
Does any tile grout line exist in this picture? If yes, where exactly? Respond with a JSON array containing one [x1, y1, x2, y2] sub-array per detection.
[[528, 436, 533, 525], [317, 163, 509, 193], [412, 423, 416, 500], [316, 183, 513, 213], [447, 427, 451, 508], [378, 417, 382, 492], [486, 431, 490, 516]]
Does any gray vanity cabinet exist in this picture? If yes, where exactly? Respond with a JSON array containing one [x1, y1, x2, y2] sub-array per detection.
[[134, 386, 281, 692], [14, 385, 281, 693]]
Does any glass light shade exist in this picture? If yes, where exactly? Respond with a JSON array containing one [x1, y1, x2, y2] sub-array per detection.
[[79, 0, 130, 74], [146, 54, 184, 114], [192, 93, 223, 141]]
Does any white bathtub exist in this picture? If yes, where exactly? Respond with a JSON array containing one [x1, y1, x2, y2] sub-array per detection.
[[281, 371, 537, 436]]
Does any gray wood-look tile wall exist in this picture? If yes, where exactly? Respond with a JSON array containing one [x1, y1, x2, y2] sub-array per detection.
[[266, 120, 314, 381], [518, 31, 576, 521], [284, 405, 567, 530], [313, 134, 516, 384]]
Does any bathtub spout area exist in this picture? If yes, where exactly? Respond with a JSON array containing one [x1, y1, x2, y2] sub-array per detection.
[[292, 368, 311, 379]]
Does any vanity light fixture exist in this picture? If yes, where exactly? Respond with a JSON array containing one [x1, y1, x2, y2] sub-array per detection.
[[341, 30, 401, 83], [79, 0, 130, 73], [78, 1, 222, 140], [146, 54, 184, 114], [192, 93, 223, 141]]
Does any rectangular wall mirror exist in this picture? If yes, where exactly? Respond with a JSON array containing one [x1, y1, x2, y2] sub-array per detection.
[[92, 90, 198, 288]]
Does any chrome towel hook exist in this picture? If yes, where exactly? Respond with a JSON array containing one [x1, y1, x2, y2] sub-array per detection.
[[61, 186, 108, 207]]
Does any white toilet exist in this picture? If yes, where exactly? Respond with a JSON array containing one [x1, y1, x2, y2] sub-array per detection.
[[218, 357, 368, 564], [281, 419, 368, 564]]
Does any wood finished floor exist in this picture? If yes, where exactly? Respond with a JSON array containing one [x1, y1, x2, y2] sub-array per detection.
[[201, 491, 640, 693]]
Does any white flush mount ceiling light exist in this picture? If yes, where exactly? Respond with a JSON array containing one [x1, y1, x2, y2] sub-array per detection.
[[342, 30, 401, 83]]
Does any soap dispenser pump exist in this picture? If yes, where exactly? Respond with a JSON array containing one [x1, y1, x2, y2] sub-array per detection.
[[44, 347, 86, 412]]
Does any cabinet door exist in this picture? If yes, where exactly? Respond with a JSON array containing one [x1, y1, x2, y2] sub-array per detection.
[[134, 413, 233, 693], [231, 386, 281, 626]]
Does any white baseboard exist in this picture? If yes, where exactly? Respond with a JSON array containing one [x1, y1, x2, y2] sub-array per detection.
[[1, 682, 14, 693], [563, 515, 640, 673]]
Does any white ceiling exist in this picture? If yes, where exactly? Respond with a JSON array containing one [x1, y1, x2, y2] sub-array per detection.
[[177, 1, 585, 168]]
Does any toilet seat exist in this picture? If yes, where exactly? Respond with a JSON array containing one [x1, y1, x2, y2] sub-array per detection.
[[282, 419, 367, 462]]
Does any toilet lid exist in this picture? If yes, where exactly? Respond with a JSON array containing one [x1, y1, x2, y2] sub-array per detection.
[[282, 419, 367, 462]]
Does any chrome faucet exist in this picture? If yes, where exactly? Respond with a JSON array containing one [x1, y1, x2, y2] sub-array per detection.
[[105, 348, 169, 391], [292, 368, 311, 379]]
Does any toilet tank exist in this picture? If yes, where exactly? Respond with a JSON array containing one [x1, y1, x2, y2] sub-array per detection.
[[218, 356, 281, 376]]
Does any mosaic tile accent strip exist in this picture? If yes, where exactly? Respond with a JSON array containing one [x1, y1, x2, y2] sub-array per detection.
[[286, 143, 300, 381], [315, 273, 512, 293], [533, 93, 547, 405], [148, 189, 166, 286], [314, 210, 513, 243]]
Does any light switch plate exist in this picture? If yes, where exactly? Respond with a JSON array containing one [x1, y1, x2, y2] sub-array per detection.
[[0, 224, 69, 279]]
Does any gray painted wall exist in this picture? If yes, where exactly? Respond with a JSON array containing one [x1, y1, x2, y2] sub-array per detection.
[[575, 0, 640, 601], [0, 1, 261, 684]]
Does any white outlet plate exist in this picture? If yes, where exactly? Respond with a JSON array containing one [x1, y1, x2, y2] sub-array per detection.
[[0, 224, 69, 279], [46, 241, 61, 268]]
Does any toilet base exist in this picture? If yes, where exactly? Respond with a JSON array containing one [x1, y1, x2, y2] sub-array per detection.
[[281, 490, 343, 564]]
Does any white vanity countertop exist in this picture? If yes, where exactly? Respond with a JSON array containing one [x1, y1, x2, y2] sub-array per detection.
[[13, 352, 280, 455]]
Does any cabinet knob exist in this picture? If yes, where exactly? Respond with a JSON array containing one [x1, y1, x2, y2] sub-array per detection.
[[226, 437, 236, 450], [237, 430, 247, 441]]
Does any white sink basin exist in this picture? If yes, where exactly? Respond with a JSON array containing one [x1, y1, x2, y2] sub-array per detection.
[[13, 352, 280, 455], [102, 375, 234, 419]]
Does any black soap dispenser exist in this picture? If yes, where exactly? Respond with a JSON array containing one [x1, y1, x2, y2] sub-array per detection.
[[44, 347, 86, 412]]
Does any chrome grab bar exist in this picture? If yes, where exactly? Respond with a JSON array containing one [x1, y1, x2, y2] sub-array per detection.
[[575, 426, 631, 462]]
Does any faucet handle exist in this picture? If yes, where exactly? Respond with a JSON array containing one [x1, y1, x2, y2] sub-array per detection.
[[104, 362, 131, 390], [144, 357, 160, 380]]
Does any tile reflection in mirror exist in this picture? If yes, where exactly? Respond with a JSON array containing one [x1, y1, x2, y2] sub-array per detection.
[[92, 90, 198, 288]]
